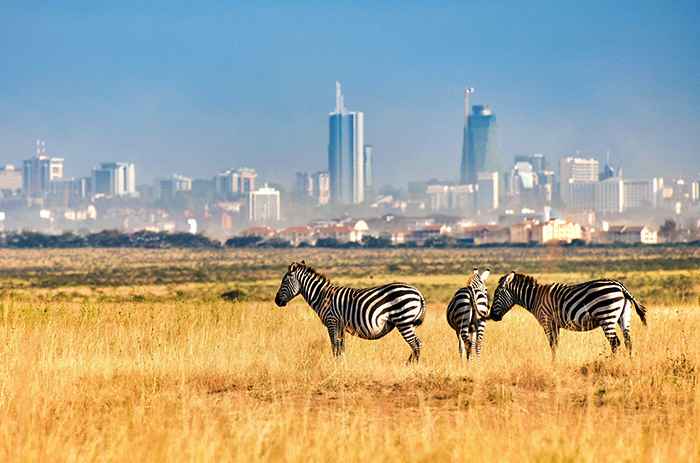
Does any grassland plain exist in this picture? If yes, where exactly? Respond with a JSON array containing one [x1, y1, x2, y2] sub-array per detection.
[[0, 247, 699, 462]]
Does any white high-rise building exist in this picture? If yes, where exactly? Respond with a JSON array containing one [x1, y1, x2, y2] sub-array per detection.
[[328, 82, 364, 204], [248, 184, 281, 222], [623, 179, 655, 210], [560, 157, 599, 202], [23, 141, 64, 197], [566, 176, 655, 213], [92, 162, 136, 197], [477, 172, 499, 210], [155, 174, 191, 200], [215, 167, 257, 195]]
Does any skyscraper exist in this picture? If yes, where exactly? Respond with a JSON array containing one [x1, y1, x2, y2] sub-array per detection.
[[23, 140, 64, 197], [215, 167, 257, 195], [91, 162, 136, 197], [155, 174, 192, 200], [328, 82, 364, 204], [248, 184, 281, 222], [363, 145, 372, 188], [560, 157, 599, 203], [460, 96, 501, 185]]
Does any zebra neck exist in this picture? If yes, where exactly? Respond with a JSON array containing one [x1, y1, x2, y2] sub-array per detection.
[[298, 274, 336, 310], [512, 282, 540, 313]]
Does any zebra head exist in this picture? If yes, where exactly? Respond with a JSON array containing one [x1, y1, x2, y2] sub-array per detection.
[[469, 267, 491, 319], [489, 271, 517, 322], [274, 260, 305, 307]]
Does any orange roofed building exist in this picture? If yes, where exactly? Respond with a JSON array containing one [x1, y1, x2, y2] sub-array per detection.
[[317, 225, 362, 243], [277, 226, 317, 246], [240, 226, 276, 237]]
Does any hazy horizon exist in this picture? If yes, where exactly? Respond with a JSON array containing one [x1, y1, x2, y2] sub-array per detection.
[[1, 1, 698, 190]]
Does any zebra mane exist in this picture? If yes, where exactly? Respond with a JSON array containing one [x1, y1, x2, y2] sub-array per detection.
[[501, 272, 538, 287], [298, 263, 331, 283], [466, 274, 473, 286]]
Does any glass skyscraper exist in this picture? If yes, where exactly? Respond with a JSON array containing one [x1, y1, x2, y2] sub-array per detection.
[[328, 82, 364, 204], [461, 105, 501, 185]]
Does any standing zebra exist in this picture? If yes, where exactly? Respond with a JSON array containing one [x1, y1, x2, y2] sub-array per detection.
[[446, 268, 490, 359], [274, 261, 426, 363], [489, 271, 647, 356]]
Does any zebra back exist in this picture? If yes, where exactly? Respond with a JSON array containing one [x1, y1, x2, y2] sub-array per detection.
[[446, 268, 490, 331]]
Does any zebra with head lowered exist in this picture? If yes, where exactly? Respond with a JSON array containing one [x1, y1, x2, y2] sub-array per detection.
[[274, 261, 427, 363], [488, 271, 647, 356], [446, 268, 490, 359]]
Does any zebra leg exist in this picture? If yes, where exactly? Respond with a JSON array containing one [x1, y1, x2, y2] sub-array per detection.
[[338, 329, 346, 356], [475, 322, 484, 361], [619, 301, 633, 355], [326, 322, 342, 357], [602, 323, 621, 354], [458, 332, 466, 358], [545, 325, 560, 359], [461, 329, 472, 360], [397, 324, 421, 363], [468, 330, 476, 361]]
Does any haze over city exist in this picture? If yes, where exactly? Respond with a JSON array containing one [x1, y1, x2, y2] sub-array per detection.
[[1, 1, 699, 188]]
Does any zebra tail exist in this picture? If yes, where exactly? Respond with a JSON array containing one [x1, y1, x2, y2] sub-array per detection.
[[415, 293, 427, 326], [619, 282, 648, 326]]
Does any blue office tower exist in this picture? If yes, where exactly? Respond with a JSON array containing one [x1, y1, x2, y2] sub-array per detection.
[[328, 82, 364, 204]]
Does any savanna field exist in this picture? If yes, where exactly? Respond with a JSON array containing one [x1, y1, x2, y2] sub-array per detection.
[[1, 246, 699, 462]]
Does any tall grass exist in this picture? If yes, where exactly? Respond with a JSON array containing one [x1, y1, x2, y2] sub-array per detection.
[[0, 291, 697, 462]]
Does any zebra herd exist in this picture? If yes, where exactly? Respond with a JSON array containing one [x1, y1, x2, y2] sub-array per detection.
[[274, 260, 648, 362]]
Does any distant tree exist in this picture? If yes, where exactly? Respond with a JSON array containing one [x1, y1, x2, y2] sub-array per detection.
[[660, 220, 679, 242], [225, 235, 263, 248], [315, 238, 342, 248], [86, 230, 133, 247], [424, 235, 457, 248], [258, 237, 292, 248], [362, 236, 393, 248]]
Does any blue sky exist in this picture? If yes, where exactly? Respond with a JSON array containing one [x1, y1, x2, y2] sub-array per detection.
[[1, 1, 698, 188]]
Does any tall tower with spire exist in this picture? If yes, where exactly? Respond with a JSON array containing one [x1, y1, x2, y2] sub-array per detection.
[[460, 87, 474, 185], [328, 82, 364, 204], [460, 89, 501, 185]]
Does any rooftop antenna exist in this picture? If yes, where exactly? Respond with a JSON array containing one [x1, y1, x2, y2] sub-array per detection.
[[606, 150, 610, 165], [465, 87, 474, 122], [334, 81, 346, 115]]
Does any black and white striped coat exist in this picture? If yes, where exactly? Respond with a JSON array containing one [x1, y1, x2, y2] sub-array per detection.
[[489, 271, 647, 355], [274, 261, 426, 362], [446, 268, 490, 359]]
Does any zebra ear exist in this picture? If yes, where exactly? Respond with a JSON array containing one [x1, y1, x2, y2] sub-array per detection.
[[481, 269, 490, 281], [472, 267, 478, 274], [504, 271, 515, 285], [301, 260, 305, 265]]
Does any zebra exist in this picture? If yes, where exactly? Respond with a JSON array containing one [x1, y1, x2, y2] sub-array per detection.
[[274, 260, 426, 363], [488, 271, 647, 356], [446, 268, 490, 359]]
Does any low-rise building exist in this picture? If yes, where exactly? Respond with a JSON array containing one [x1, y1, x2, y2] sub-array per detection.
[[240, 226, 277, 238], [461, 225, 510, 245], [531, 219, 581, 244], [379, 229, 411, 245], [277, 226, 317, 246], [317, 225, 362, 243], [605, 225, 658, 244], [509, 220, 539, 244], [411, 224, 452, 244]]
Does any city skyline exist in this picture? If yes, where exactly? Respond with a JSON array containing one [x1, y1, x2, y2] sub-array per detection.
[[0, 2, 698, 188]]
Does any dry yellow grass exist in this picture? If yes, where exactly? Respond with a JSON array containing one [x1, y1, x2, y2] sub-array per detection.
[[0, 248, 698, 462], [0, 296, 697, 462]]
